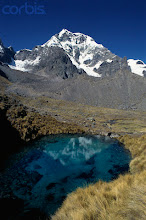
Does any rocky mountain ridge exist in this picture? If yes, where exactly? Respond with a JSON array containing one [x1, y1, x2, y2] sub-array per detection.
[[0, 30, 146, 111], [7, 29, 146, 78], [0, 39, 15, 64]]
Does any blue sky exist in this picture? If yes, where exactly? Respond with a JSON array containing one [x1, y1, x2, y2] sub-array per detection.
[[0, 0, 146, 62]]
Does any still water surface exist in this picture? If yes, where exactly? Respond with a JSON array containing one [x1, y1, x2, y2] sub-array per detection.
[[0, 134, 131, 218]]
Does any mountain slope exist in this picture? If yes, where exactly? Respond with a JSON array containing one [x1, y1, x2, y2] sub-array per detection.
[[0, 30, 146, 111], [11, 29, 146, 78], [1, 63, 146, 111], [42, 29, 120, 77], [14, 46, 83, 79]]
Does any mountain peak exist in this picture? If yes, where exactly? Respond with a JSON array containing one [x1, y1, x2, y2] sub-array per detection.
[[7, 29, 146, 77], [58, 29, 72, 37], [0, 39, 15, 63], [41, 29, 109, 77]]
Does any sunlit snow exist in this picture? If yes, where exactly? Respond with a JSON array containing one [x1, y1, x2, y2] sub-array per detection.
[[128, 59, 146, 76], [0, 45, 4, 53], [9, 56, 41, 72], [42, 29, 106, 77], [8, 29, 145, 77]]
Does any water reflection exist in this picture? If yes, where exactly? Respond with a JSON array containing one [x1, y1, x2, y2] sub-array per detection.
[[0, 134, 131, 218]]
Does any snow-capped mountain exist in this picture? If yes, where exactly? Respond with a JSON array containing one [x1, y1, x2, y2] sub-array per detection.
[[0, 29, 144, 78], [0, 30, 146, 111], [0, 39, 15, 64], [42, 29, 119, 77], [11, 29, 146, 78], [10, 29, 124, 77]]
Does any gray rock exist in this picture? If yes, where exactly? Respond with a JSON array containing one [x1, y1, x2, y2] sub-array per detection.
[[1, 64, 146, 111], [15, 46, 84, 79], [143, 70, 146, 77], [98, 57, 130, 77], [0, 39, 15, 64], [136, 60, 144, 65]]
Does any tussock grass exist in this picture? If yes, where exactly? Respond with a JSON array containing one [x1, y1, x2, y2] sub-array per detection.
[[52, 135, 146, 220], [52, 170, 146, 220], [118, 135, 146, 173], [0, 95, 84, 142], [21, 96, 146, 135], [6, 105, 84, 141]]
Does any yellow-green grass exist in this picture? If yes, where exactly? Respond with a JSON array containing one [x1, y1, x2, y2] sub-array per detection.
[[6, 105, 84, 141], [52, 170, 146, 220], [20, 96, 146, 135], [118, 135, 146, 174]]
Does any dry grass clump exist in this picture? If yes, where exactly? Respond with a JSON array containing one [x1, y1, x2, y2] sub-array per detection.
[[52, 135, 146, 220], [52, 170, 146, 220], [20, 95, 146, 135], [6, 105, 84, 141], [0, 95, 84, 142], [118, 135, 146, 173]]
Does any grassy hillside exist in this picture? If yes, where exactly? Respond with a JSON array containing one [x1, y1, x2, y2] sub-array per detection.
[[19, 96, 146, 136]]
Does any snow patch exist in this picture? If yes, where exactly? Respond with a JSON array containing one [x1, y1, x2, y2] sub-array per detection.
[[58, 29, 71, 38], [0, 45, 4, 53], [9, 56, 41, 72], [128, 59, 146, 76], [80, 63, 101, 77], [106, 59, 113, 63], [94, 61, 103, 69]]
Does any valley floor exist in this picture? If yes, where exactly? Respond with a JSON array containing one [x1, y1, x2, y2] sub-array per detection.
[[0, 76, 146, 220]]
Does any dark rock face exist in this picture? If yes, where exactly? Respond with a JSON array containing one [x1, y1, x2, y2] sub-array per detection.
[[15, 49, 31, 61], [136, 60, 144, 65], [143, 71, 146, 77], [0, 66, 8, 79], [0, 39, 15, 64], [15, 46, 84, 79], [98, 57, 131, 77]]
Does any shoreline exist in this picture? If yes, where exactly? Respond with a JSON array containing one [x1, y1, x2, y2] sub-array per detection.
[[0, 93, 146, 219], [0, 93, 145, 169]]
